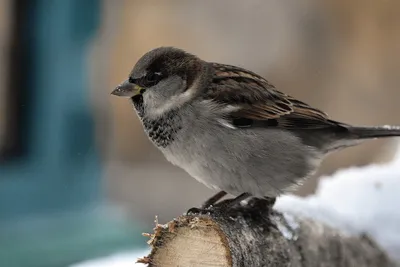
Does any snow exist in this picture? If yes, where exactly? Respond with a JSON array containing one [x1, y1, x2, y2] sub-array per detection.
[[276, 143, 400, 261], [71, 250, 150, 267], [73, 144, 400, 266], [273, 213, 300, 241]]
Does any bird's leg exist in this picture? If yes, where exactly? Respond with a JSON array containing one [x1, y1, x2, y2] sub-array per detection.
[[201, 191, 227, 209], [186, 191, 227, 215], [186, 192, 252, 215], [214, 192, 252, 210]]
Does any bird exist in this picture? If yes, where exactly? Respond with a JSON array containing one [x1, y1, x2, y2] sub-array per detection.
[[111, 46, 400, 212]]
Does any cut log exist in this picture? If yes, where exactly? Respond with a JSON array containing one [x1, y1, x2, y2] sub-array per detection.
[[138, 198, 397, 267]]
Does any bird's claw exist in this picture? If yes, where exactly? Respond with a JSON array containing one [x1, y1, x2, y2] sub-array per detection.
[[186, 207, 203, 215], [186, 197, 246, 216], [186, 205, 218, 216]]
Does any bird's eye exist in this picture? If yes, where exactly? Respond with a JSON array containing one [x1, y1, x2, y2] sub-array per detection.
[[146, 73, 157, 82], [142, 72, 163, 87]]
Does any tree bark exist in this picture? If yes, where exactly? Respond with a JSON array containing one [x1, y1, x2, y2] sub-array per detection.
[[137, 198, 397, 267]]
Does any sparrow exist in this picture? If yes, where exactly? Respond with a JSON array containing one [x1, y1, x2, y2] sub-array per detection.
[[111, 47, 400, 211]]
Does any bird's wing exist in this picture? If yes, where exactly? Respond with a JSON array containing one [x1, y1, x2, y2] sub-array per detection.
[[206, 63, 337, 129]]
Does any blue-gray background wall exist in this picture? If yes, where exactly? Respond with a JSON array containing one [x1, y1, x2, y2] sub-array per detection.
[[0, 1, 142, 266]]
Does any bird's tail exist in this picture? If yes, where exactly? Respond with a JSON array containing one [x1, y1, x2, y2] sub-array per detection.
[[323, 124, 400, 153], [347, 125, 400, 140]]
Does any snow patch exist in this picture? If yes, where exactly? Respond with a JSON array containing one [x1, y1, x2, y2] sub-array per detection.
[[276, 144, 400, 260], [70, 250, 150, 267]]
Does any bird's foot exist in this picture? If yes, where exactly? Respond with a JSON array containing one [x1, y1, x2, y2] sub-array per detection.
[[186, 207, 207, 215], [185, 191, 227, 215], [186, 192, 251, 216], [201, 191, 227, 209]]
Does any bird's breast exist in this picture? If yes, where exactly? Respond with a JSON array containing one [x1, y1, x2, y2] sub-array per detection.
[[141, 113, 183, 148], [131, 96, 183, 148]]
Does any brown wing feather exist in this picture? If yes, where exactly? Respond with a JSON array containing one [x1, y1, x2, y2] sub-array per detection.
[[207, 63, 335, 129]]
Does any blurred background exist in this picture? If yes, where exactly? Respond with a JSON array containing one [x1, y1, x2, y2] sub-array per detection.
[[1, 0, 400, 266]]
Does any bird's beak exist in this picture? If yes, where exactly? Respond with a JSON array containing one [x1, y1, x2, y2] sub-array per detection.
[[111, 80, 144, 98]]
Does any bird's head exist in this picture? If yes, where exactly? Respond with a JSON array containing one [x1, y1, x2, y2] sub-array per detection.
[[111, 47, 211, 118]]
